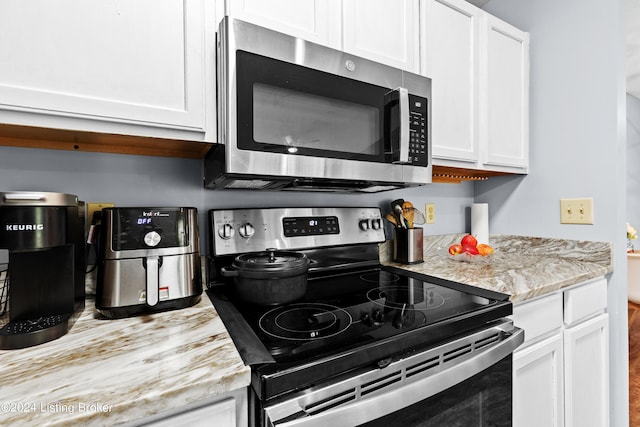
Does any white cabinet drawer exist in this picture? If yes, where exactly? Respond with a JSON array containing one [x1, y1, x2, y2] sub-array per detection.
[[513, 293, 563, 346], [563, 278, 607, 326]]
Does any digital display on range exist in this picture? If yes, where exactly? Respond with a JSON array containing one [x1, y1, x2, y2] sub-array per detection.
[[283, 216, 339, 237]]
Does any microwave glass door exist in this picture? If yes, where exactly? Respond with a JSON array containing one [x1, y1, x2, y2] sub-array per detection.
[[236, 51, 393, 163]]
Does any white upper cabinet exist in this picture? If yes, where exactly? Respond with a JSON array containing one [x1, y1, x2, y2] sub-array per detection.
[[482, 15, 529, 170], [224, 0, 420, 73], [342, 0, 420, 73], [422, 0, 529, 174], [0, 0, 215, 141], [223, 0, 342, 49], [422, 0, 480, 163]]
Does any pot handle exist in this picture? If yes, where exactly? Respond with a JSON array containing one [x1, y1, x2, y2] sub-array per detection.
[[220, 266, 239, 277]]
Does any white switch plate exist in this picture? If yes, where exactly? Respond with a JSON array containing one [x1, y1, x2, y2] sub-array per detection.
[[560, 198, 593, 224]]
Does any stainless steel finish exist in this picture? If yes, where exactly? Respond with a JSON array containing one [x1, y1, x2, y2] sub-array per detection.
[[396, 87, 410, 164], [98, 253, 201, 308], [0, 191, 78, 207], [217, 17, 432, 188], [212, 207, 385, 256], [393, 227, 424, 264], [97, 208, 201, 311], [264, 320, 524, 427]]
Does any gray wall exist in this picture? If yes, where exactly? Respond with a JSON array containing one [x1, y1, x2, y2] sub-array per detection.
[[0, 145, 474, 261], [481, 0, 628, 425]]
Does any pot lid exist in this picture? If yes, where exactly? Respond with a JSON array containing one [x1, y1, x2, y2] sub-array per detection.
[[234, 248, 309, 271]]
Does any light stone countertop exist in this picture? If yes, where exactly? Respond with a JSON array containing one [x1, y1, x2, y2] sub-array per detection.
[[0, 294, 250, 427], [0, 234, 612, 426], [381, 234, 613, 303]]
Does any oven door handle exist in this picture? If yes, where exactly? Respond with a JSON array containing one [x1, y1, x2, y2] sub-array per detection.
[[268, 326, 524, 427]]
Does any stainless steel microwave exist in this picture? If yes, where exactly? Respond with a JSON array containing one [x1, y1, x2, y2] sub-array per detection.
[[205, 17, 432, 192]]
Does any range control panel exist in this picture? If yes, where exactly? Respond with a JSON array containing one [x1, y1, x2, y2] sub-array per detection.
[[211, 207, 385, 256]]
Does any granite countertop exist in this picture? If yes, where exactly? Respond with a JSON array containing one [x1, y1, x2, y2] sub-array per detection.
[[381, 234, 613, 303], [0, 234, 613, 426], [0, 294, 250, 427]]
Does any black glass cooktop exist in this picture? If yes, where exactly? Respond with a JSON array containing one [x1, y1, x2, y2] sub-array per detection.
[[208, 266, 511, 400], [212, 266, 510, 361]]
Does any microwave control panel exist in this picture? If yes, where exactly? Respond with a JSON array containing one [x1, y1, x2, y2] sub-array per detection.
[[408, 95, 428, 166]]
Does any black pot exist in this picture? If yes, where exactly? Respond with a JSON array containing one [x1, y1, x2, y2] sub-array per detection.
[[221, 248, 309, 305]]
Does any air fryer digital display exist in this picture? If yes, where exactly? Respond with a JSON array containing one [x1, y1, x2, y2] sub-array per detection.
[[111, 208, 189, 251]]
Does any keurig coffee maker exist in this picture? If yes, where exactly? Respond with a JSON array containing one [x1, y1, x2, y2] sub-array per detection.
[[96, 207, 202, 318], [0, 191, 86, 349]]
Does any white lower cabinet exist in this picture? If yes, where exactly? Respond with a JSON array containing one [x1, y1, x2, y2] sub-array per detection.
[[563, 313, 609, 427], [513, 334, 564, 427], [512, 278, 609, 427], [133, 388, 247, 427]]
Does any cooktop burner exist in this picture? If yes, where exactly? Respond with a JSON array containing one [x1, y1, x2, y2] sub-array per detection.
[[259, 303, 352, 341]]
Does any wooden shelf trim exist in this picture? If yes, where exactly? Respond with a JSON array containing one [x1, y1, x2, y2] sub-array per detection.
[[0, 124, 212, 159], [432, 165, 513, 183]]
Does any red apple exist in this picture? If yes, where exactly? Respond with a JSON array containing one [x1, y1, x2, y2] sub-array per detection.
[[460, 234, 478, 248], [449, 244, 463, 255], [462, 244, 479, 255]]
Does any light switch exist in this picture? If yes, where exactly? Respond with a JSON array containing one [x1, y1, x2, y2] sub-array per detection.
[[560, 198, 593, 224]]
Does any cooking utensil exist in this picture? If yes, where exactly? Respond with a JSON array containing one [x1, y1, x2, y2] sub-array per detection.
[[384, 212, 399, 227], [403, 207, 426, 226], [221, 248, 310, 305], [390, 199, 407, 228]]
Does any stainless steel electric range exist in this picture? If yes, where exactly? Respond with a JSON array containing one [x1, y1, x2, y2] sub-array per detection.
[[206, 207, 523, 427]]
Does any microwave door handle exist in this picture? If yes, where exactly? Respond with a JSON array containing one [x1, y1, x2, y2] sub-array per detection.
[[396, 87, 410, 164]]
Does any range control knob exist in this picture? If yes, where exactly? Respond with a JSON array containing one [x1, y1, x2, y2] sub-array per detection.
[[358, 219, 370, 231], [372, 309, 385, 325], [144, 231, 162, 247], [218, 223, 235, 240], [238, 223, 255, 238], [371, 218, 382, 230]]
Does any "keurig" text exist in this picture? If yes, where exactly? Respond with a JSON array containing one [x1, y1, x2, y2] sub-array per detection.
[[5, 224, 44, 231]]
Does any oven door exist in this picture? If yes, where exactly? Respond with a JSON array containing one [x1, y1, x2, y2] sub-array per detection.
[[260, 320, 523, 427], [218, 17, 431, 186]]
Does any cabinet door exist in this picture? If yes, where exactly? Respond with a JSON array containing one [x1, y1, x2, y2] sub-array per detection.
[[0, 0, 208, 138], [563, 314, 609, 427], [481, 14, 529, 170], [513, 334, 564, 427], [224, 0, 341, 49], [342, 0, 419, 72], [422, 0, 480, 164], [143, 398, 237, 427]]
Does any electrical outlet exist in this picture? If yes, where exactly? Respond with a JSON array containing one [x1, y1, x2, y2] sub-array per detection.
[[86, 202, 115, 229], [425, 203, 435, 224], [560, 198, 593, 224]]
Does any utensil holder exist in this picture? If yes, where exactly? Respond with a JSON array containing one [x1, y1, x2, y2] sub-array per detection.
[[393, 227, 424, 264]]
